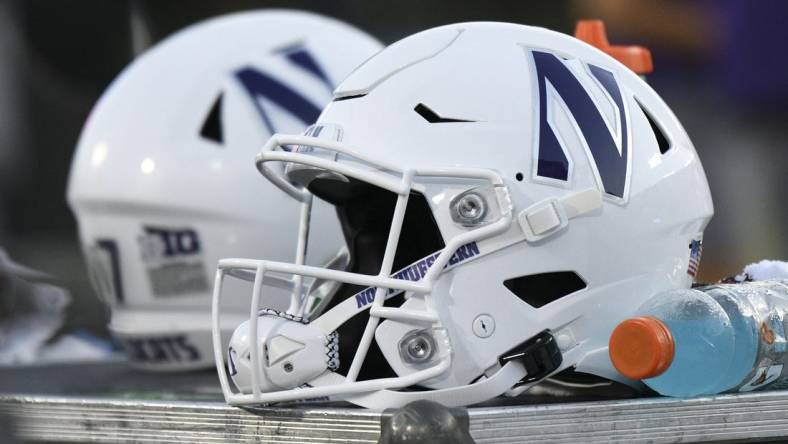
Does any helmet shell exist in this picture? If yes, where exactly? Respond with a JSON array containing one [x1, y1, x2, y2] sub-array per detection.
[[319, 22, 713, 388], [67, 10, 382, 370]]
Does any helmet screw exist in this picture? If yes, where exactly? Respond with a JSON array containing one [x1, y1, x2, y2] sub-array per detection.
[[283, 362, 294, 373], [400, 331, 436, 364], [453, 192, 487, 225]]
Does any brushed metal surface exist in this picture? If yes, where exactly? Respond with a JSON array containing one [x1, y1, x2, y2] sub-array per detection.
[[2, 392, 788, 443], [0, 396, 381, 443], [469, 391, 788, 443]]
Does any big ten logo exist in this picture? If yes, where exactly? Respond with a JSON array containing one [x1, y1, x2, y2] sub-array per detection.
[[139, 226, 201, 262]]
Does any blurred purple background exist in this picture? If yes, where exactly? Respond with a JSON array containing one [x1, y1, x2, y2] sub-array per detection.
[[0, 0, 785, 335]]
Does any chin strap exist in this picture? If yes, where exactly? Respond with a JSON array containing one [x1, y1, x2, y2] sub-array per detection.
[[518, 188, 603, 242], [346, 330, 563, 408], [344, 360, 530, 409]]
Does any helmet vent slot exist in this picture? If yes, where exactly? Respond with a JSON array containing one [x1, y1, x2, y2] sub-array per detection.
[[200, 92, 224, 144], [636, 100, 671, 154], [503, 271, 586, 308], [333, 93, 367, 102], [414, 103, 474, 123]]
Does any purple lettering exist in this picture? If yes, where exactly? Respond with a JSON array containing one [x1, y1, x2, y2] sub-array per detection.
[[365, 288, 375, 304], [417, 261, 428, 278]]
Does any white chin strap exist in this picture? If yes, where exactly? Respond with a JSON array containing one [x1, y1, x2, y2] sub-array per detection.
[[343, 361, 529, 409]]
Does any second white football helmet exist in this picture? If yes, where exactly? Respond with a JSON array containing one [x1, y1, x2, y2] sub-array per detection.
[[67, 10, 383, 371], [214, 22, 713, 407]]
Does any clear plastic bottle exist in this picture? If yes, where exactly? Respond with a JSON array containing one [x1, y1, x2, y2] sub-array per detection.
[[609, 280, 788, 397]]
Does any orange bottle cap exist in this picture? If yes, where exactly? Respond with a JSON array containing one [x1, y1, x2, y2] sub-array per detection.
[[574, 20, 654, 75], [609, 316, 674, 380]]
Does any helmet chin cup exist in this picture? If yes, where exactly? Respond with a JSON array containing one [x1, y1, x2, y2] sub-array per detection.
[[227, 311, 336, 393]]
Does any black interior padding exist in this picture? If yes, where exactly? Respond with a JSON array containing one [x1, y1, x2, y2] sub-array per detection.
[[309, 177, 445, 380], [503, 271, 586, 308]]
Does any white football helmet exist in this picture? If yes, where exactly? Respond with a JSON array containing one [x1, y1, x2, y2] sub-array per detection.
[[67, 10, 383, 371], [213, 22, 713, 407]]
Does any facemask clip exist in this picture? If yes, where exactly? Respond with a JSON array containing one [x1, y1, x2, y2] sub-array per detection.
[[498, 330, 562, 385]]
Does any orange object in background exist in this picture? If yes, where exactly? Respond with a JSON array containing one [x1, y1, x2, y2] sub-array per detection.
[[575, 19, 654, 74], [609, 316, 674, 380]]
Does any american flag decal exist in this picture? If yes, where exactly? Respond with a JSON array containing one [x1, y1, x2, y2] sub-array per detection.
[[687, 240, 703, 278]]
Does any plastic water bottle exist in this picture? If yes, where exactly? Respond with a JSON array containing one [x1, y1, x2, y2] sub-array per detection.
[[608, 280, 788, 397]]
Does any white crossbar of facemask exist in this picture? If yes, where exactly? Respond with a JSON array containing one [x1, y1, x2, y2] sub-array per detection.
[[217, 259, 431, 294]]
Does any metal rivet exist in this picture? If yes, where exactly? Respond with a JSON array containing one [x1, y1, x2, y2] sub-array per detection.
[[283, 362, 294, 373]]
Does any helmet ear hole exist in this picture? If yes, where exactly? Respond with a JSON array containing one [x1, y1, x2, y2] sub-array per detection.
[[503, 271, 587, 308]]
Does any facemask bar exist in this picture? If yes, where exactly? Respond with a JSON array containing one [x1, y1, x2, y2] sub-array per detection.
[[302, 247, 350, 319], [289, 195, 311, 316], [213, 133, 518, 405], [256, 134, 407, 203]]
